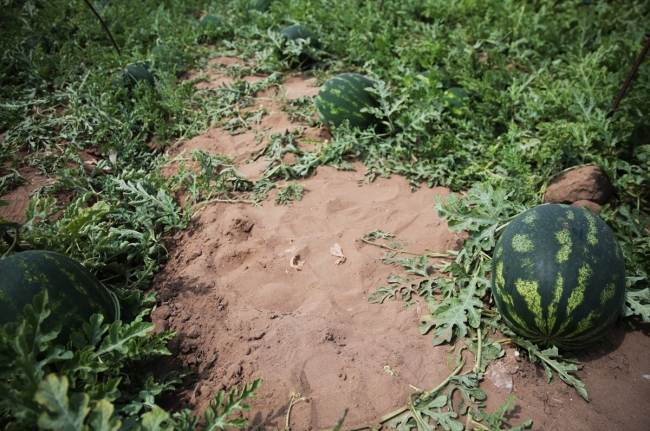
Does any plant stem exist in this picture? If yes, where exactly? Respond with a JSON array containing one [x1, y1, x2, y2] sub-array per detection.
[[380, 360, 465, 423], [82, 0, 121, 56], [361, 238, 452, 258], [609, 35, 650, 115], [2, 230, 23, 253], [473, 326, 483, 374], [284, 394, 305, 431]]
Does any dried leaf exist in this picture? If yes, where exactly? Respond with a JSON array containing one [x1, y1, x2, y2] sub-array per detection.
[[109, 148, 118, 167], [289, 254, 305, 270], [330, 243, 346, 265]]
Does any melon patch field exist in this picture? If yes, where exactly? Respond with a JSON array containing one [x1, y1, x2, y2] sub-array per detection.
[[1, 1, 649, 430]]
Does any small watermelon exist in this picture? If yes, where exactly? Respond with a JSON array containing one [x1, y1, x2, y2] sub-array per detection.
[[250, 0, 272, 12], [491, 204, 626, 350], [197, 15, 229, 42], [277, 24, 320, 68], [315, 73, 380, 129], [442, 87, 469, 116], [0, 250, 120, 344], [198, 15, 223, 30], [123, 64, 155, 88]]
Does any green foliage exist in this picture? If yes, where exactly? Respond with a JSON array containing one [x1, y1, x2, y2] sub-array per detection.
[[0, 290, 177, 430], [275, 182, 304, 206], [477, 395, 533, 431], [511, 336, 588, 401], [0, 291, 261, 430], [173, 379, 262, 431]]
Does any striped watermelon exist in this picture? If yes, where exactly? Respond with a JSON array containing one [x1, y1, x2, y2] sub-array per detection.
[[198, 15, 228, 42], [491, 204, 626, 350], [315, 73, 379, 129], [442, 87, 469, 116], [0, 251, 120, 344], [278, 24, 319, 68]]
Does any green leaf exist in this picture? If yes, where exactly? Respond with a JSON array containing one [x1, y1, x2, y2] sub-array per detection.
[[419, 278, 484, 345], [88, 399, 121, 431], [478, 395, 533, 430], [35, 374, 90, 431], [515, 337, 588, 401], [623, 288, 650, 322], [141, 407, 173, 431], [201, 379, 262, 431], [95, 320, 155, 358]]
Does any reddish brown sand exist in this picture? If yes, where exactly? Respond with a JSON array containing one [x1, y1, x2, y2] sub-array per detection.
[[2, 58, 650, 431]]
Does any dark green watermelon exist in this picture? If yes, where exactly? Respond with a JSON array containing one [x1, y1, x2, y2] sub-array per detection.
[[124, 64, 155, 88], [197, 14, 229, 42], [491, 204, 626, 350], [0, 250, 120, 344], [198, 14, 223, 30], [442, 87, 469, 116], [315, 73, 379, 129], [278, 24, 320, 68], [250, 0, 272, 12]]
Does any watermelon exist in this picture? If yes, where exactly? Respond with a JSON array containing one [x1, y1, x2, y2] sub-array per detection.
[[442, 87, 469, 116], [277, 24, 320, 68], [0, 250, 120, 344], [491, 204, 626, 350], [250, 0, 272, 12], [124, 64, 155, 88], [198, 14, 223, 30], [197, 14, 229, 42], [315, 73, 380, 129]]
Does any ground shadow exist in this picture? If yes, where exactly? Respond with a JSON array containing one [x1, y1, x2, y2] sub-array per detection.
[[573, 315, 646, 364]]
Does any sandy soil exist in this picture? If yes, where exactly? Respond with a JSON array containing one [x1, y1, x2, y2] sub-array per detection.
[[2, 57, 650, 431]]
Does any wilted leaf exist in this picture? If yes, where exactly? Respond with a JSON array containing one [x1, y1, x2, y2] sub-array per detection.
[[331, 243, 346, 265]]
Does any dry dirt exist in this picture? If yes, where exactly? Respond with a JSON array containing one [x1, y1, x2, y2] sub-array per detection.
[[2, 57, 650, 431]]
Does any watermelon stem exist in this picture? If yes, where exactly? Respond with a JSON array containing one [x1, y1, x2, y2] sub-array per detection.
[[379, 360, 465, 424], [284, 392, 307, 430], [2, 229, 23, 254], [472, 327, 482, 374], [361, 237, 453, 258]]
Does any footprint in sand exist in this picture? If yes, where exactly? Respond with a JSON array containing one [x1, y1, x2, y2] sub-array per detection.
[[244, 282, 307, 313]]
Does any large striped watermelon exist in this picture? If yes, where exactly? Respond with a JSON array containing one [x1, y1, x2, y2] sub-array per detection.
[[0, 251, 120, 344], [491, 204, 626, 350], [315, 73, 380, 129]]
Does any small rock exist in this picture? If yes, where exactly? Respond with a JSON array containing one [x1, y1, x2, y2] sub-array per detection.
[[572, 200, 601, 215], [186, 325, 201, 339], [152, 305, 172, 320], [544, 165, 613, 205]]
